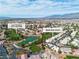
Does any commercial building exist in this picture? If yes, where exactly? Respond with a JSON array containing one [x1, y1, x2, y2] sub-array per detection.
[[43, 27, 63, 33], [8, 23, 25, 29]]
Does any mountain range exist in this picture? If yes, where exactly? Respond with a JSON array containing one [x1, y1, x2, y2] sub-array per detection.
[[0, 13, 79, 19], [47, 13, 79, 19]]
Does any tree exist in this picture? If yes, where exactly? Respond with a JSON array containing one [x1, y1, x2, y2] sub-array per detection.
[[4, 29, 22, 41], [29, 44, 41, 53]]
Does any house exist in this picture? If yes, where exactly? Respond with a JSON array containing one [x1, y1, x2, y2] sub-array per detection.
[[28, 54, 41, 59], [60, 47, 72, 54], [71, 39, 79, 47], [17, 54, 28, 59], [60, 37, 71, 45], [72, 49, 79, 56], [51, 45, 59, 52]]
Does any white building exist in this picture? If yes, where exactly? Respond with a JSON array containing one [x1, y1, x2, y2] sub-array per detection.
[[8, 23, 25, 29], [43, 27, 63, 33], [51, 45, 59, 52], [71, 39, 79, 47], [60, 47, 72, 54], [71, 31, 77, 38], [60, 37, 71, 45]]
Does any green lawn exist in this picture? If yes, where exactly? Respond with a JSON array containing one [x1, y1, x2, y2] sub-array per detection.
[[29, 44, 42, 53], [42, 32, 52, 40], [64, 55, 79, 59]]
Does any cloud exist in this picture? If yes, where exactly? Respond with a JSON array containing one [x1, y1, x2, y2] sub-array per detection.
[[50, 0, 74, 2], [0, 0, 79, 18]]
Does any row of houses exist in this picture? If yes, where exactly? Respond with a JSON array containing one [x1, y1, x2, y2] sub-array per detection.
[[45, 30, 73, 54]]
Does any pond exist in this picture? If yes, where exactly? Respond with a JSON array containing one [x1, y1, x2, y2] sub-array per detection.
[[17, 36, 37, 46]]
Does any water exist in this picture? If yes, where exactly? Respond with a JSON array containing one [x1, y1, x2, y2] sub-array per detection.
[[0, 45, 8, 59], [17, 36, 37, 46]]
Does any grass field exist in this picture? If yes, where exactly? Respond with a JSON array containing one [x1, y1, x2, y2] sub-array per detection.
[[64, 55, 79, 59]]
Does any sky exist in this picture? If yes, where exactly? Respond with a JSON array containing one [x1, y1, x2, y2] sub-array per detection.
[[0, 0, 79, 18]]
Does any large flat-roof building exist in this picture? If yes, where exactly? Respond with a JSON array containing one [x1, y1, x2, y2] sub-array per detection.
[[8, 23, 25, 29]]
